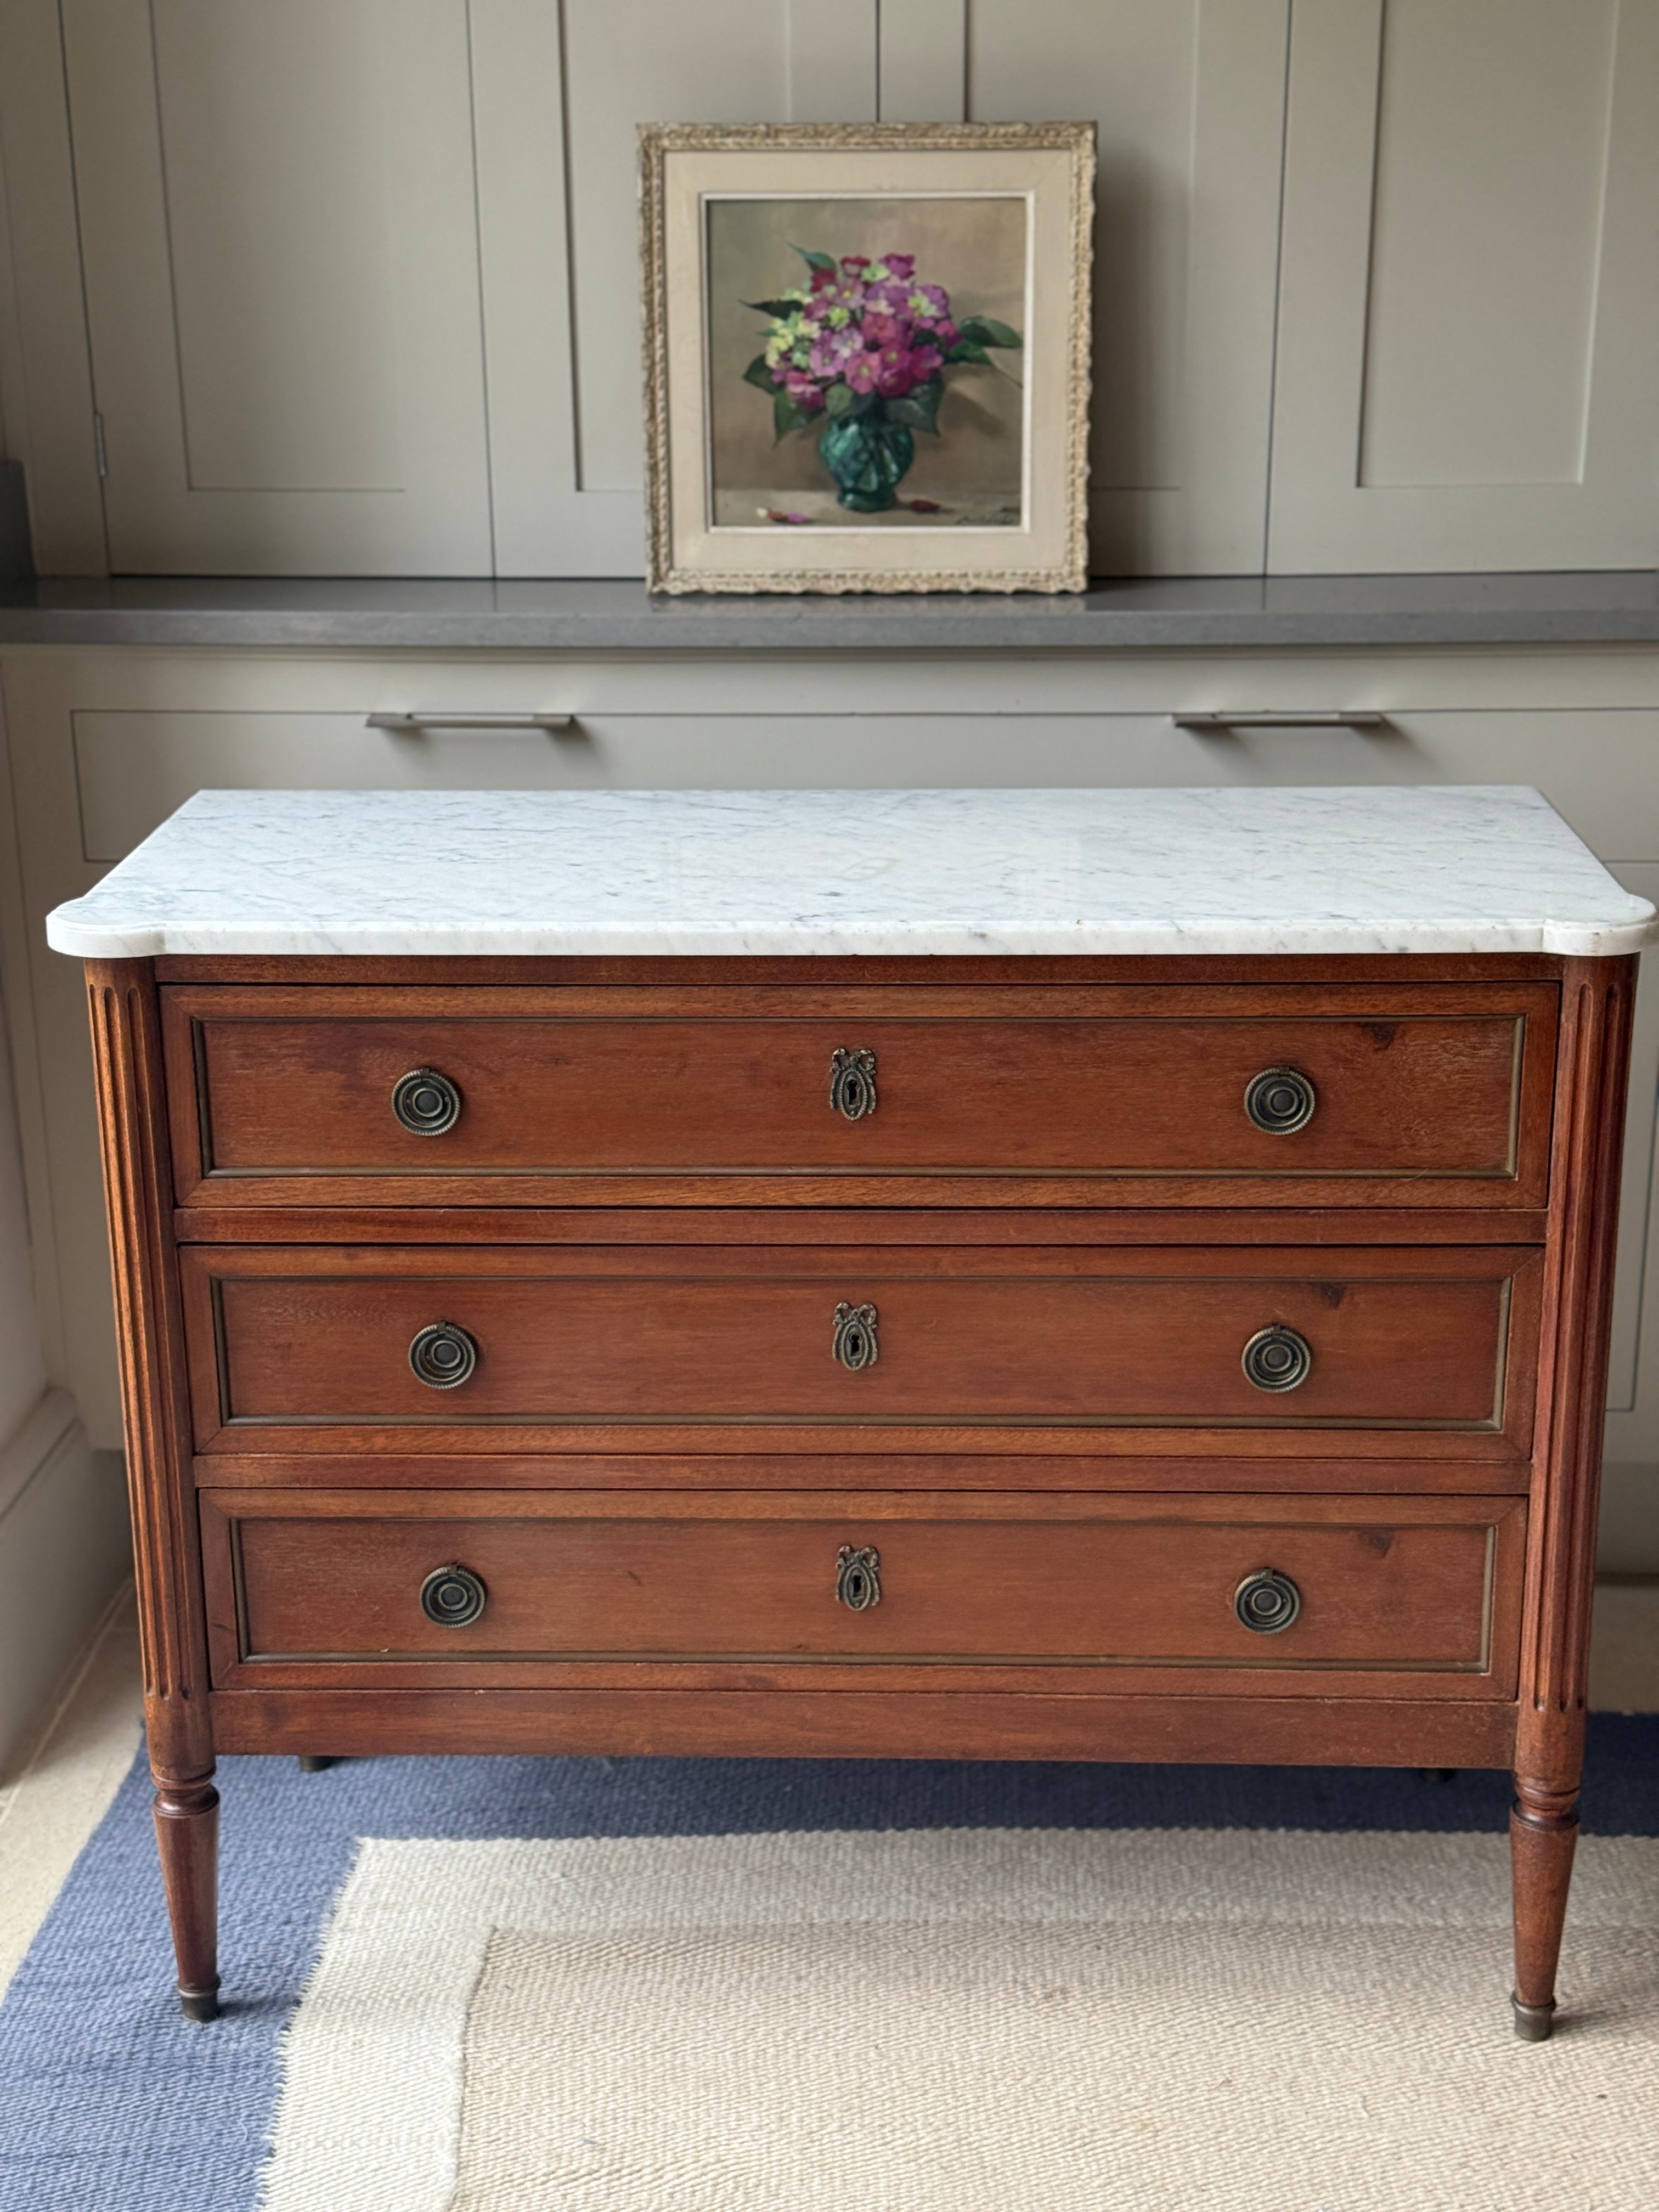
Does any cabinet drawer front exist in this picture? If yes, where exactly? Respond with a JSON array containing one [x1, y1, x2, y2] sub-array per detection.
[[183, 1244, 1539, 1449], [200, 1488, 1523, 1697], [163, 983, 1555, 1207]]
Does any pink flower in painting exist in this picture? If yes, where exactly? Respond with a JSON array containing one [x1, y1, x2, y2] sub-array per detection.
[[819, 272, 866, 314], [864, 279, 913, 317], [861, 312, 907, 350], [743, 250, 1015, 456], [808, 324, 864, 379], [872, 343, 917, 397]]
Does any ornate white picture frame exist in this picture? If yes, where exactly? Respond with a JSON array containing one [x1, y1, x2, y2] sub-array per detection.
[[641, 122, 1094, 594]]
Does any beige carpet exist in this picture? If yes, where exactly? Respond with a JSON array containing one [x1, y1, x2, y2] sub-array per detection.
[[257, 1830, 1659, 2211], [452, 1919, 1659, 2211]]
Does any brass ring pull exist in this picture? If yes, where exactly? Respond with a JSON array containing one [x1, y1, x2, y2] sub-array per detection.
[[392, 1066, 462, 1136], [829, 1047, 877, 1121], [1241, 1324, 1312, 1393], [1244, 1066, 1316, 1135], [1234, 1568, 1300, 1634], [409, 1321, 478, 1389], [836, 1545, 881, 1611], [832, 1302, 879, 1371], [420, 1563, 487, 1627]]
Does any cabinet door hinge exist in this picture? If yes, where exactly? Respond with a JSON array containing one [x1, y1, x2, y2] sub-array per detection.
[[92, 411, 108, 478]]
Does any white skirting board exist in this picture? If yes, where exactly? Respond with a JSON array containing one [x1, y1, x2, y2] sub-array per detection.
[[0, 1387, 130, 1773]]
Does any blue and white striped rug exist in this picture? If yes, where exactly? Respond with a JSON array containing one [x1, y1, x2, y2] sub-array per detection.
[[4, 1730, 1659, 2211]]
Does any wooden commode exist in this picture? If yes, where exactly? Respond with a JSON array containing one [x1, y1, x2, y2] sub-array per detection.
[[47, 786, 1656, 2039]]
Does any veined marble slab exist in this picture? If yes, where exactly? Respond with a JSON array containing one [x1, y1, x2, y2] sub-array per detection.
[[44, 785, 1658, 960]]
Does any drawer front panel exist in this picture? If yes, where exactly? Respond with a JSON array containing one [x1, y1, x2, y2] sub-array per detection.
[[163, 983, 1555, 1207], [183, 1244, 1540, 1451], [199, 1488, 1524, 1697]]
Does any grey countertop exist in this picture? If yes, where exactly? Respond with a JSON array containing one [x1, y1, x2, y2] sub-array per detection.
[[0, 572, 1655, 653]]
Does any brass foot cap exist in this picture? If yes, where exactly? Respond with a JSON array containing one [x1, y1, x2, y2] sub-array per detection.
[[296, 1755, 335, 1773], [179, 1981, 221, 2024], [1511, 1994, 1555, 2042]]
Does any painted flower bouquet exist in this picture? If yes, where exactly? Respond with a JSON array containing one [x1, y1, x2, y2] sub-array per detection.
[[743, 250, 1021, 513]]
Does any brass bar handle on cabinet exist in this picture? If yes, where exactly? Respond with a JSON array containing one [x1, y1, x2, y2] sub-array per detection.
[[1241, 1324, 1311, 1393], [409, 1321, 478, 1389], [829, 1047, 877, 1121], [1234, 1568, 1300, 1634], [836, 1545, 881, 1611], [1244, 1066, 1316, 1135], [1172, 712, 1390, 732], [366, 712, 574, 731], [392, 1066, 462, 1136], [832, 1302, 879, 1371], [421, 1564, 488, 1627]]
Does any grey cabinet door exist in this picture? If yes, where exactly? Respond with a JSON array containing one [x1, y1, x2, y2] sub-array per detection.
[[472, 0, 877, 578], [61, 0, 495, 575], [1268, 0, 1659, 573], [956, 0, 1291, 577]]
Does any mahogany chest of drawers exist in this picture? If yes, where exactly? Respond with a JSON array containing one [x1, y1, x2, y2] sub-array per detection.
[[48, 787, 1655, 2040]]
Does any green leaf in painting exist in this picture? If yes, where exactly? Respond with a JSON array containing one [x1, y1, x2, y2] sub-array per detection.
[[883, 377, 943, 433], [743, 354, 778, 393], [773, 390, 811, 439], [741, 298, 801, 320], [793, 246, 838, 272], [825, 381, 855, 417], [956, 315, 1022, 350], [945, 338, 991, 366]]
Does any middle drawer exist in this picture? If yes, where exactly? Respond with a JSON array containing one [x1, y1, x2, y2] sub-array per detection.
[[182, 1243, 1541, 1459]]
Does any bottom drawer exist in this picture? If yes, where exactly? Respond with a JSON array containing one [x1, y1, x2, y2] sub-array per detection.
[[201, 1489, 1524, 1700]]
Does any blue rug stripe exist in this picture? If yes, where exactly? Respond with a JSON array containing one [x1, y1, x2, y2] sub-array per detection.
[[4, 1718, 1659, 2211]]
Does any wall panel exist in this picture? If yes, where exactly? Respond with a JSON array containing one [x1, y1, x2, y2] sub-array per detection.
[[1268, 0, 1659, 572]]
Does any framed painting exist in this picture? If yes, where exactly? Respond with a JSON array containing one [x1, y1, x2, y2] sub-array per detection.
[[640, 122, 1094, 595]]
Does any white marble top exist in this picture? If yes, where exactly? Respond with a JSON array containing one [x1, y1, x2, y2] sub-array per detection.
[[44, 786, 1658, 960]]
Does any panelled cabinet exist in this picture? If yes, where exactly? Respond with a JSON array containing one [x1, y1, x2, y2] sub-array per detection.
[[8, 0, 1654, 575], [3, 643, 1658, 1573], [1267, 0, 1659, 574]]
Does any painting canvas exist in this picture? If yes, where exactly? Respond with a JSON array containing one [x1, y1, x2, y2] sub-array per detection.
[[641, 124, 1094, 594], [705, 196, 1029, 532]]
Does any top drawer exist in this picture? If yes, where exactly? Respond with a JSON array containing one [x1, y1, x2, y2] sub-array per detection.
[[161, 981, 1557, 1211]]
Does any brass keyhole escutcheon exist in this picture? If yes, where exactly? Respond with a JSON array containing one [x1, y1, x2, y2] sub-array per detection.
[[832, 1301, 879, 1372], [1244, 1065, 1316, 1135], [1234, 1567, 1300, 1635], [836, 1545, 881, 1611], [829, 1047, 877, 1121], [392, 1066, 462, 1136]]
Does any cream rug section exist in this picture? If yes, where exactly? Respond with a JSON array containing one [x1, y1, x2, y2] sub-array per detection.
[[453, 1918, 1659, 2212], [256, 1829, 1659, 2212]]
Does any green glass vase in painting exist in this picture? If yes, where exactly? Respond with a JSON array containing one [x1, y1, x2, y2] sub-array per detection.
[[819, 410, 916, 514]]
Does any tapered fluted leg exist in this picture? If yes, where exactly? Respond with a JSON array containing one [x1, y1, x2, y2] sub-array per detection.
[[1510, 1780, 1578, 2040], [154, 1769, 220, 2022]]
